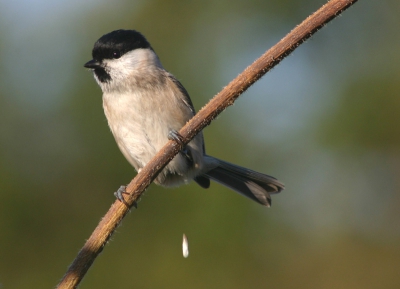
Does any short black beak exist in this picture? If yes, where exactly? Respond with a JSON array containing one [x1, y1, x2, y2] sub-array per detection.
[[84, 59, 101, 69]]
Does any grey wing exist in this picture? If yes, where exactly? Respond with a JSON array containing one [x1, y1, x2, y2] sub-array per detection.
[[168, 75, 206, 153], [168, 75, 196, 115], [168, 75, 210, 188]]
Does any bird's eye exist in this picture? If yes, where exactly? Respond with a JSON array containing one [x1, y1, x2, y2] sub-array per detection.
[[112, 51, 121, 59]]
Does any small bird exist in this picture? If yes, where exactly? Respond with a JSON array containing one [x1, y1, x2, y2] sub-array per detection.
[[84, 29, 284, 206]]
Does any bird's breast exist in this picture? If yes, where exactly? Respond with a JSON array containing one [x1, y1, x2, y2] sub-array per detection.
[[102, 89, 189, 169]]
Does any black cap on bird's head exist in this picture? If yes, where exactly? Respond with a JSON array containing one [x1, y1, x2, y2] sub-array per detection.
[[93, 30, 151, 61], [84, 29, 151, 83]]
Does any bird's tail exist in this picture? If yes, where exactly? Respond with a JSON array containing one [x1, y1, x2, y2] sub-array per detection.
[[201, 156, 284, 206]]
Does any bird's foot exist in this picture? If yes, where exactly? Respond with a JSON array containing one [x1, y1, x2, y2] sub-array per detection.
[[168, 130, 184, 146], [114, 185, 138, 208]]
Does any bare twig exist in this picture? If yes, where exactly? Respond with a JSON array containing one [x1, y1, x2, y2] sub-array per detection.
[[56, 0, 359, 288]]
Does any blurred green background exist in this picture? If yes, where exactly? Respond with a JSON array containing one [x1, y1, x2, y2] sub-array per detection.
[[1, 0, 400, 288]]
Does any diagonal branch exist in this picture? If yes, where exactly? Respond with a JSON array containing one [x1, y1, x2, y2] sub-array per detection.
[[56, 0, 359, 288]]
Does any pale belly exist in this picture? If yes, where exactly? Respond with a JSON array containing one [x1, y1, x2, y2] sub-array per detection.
[[102, 91, 205, 186]]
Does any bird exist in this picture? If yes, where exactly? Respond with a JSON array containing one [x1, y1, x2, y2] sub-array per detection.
[[84, 29, 284, 206]]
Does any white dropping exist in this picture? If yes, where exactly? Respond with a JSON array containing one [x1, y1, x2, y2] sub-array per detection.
[[182, 234, 189, 258]]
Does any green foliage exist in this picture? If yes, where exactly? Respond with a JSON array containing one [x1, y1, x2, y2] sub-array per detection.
[[319, 76, 400, 151]]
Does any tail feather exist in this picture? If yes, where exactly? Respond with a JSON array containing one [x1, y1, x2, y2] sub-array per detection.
[[202, 157, 284, 206]]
